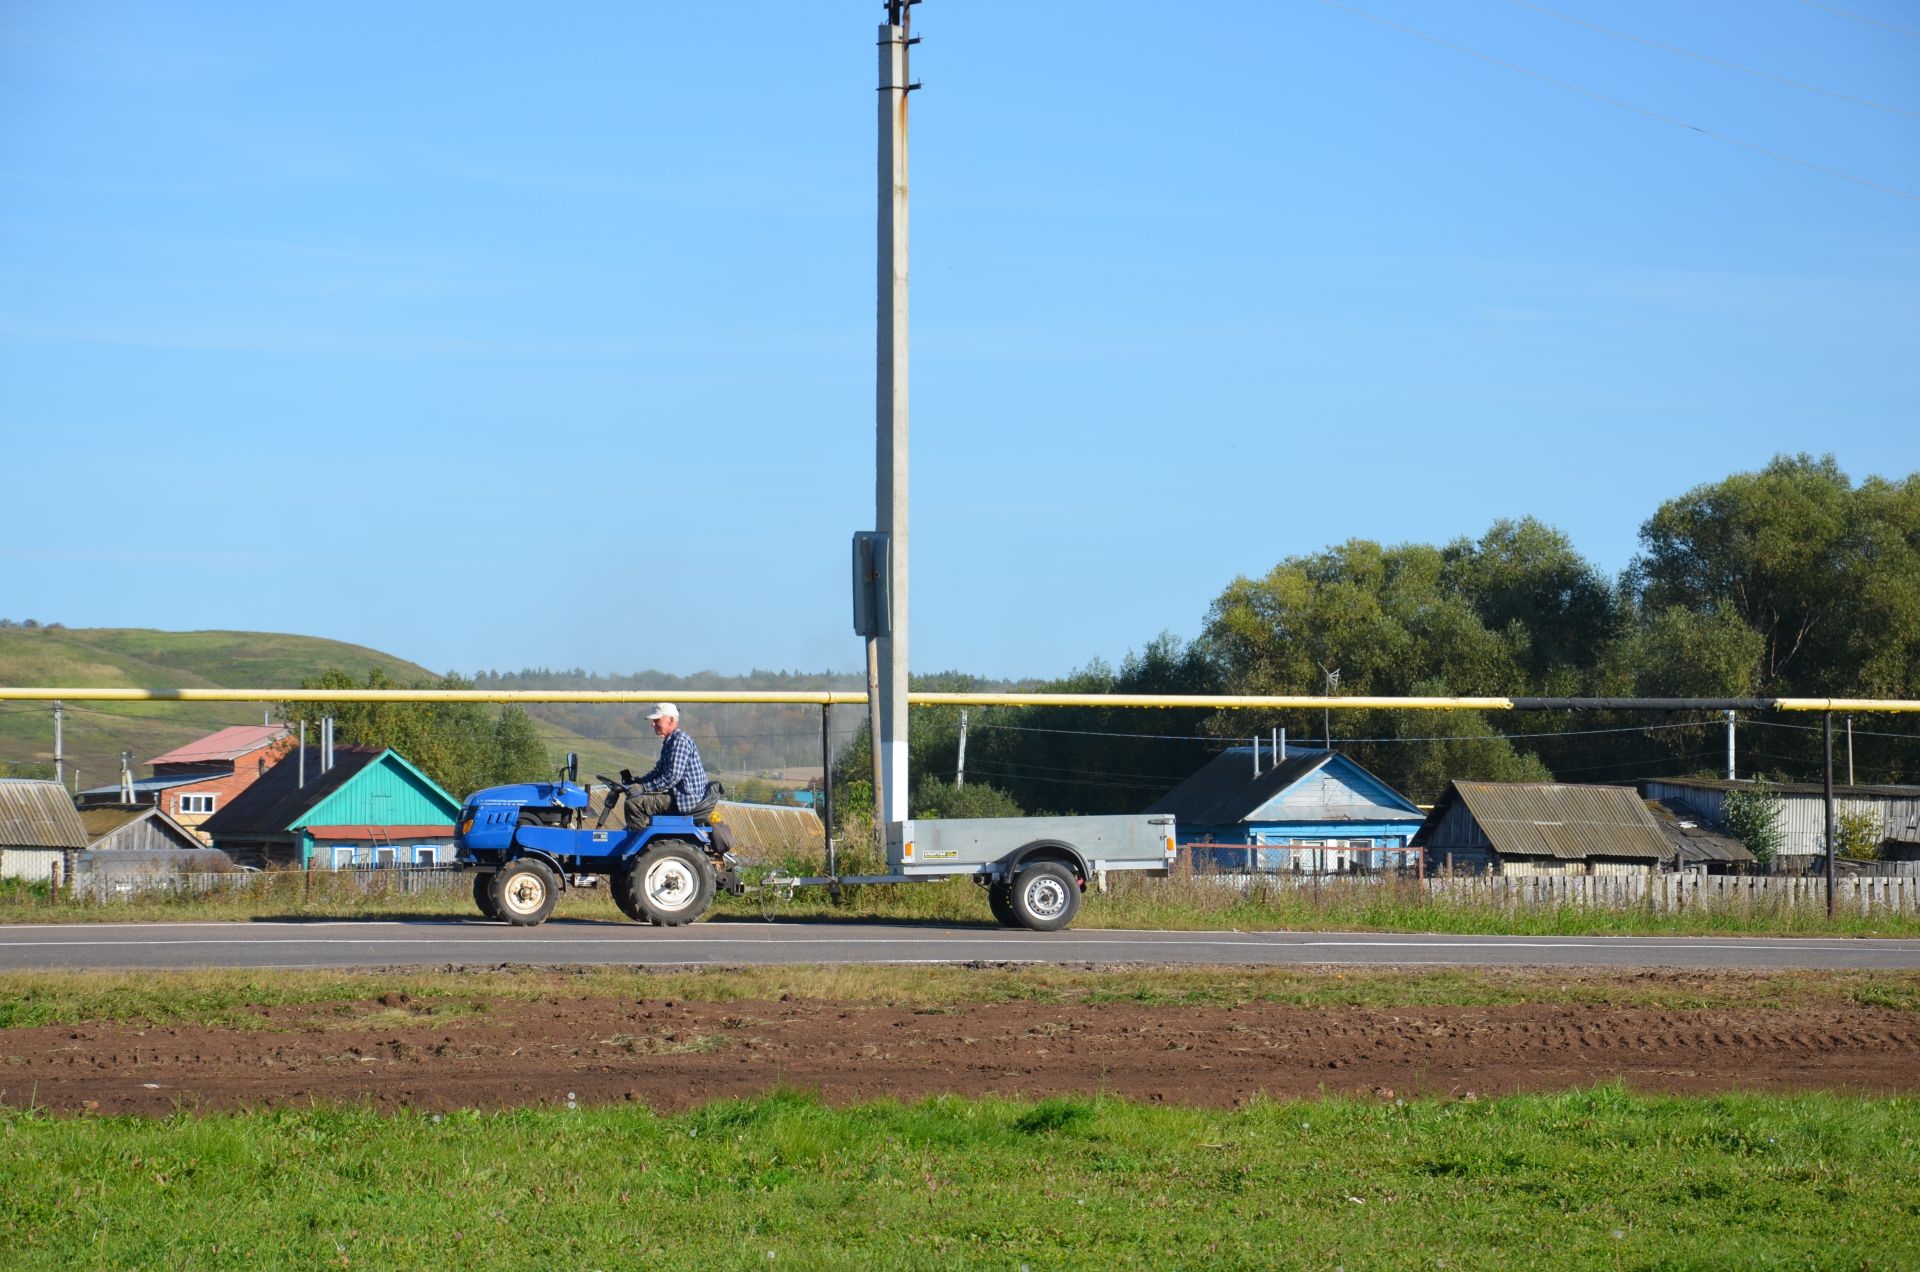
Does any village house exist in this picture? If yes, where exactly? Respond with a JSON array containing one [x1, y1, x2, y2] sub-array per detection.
[[1148, 746, 1427, 873], [1413, 781, 1667, 876], [201, 745, 463, 870], [77, 724, 294, 844], [1640, 777, 1920, 870], [78, 804, 206, 854], [0, 777, 90, 883]]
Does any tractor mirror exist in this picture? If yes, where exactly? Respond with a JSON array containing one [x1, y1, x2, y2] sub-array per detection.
[[566, 752, 579, 783]]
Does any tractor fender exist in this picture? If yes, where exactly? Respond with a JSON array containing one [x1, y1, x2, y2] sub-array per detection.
[[620, 831, 706, 864], [505, 844, 568, 884], [1002, 840, 1089, 887]]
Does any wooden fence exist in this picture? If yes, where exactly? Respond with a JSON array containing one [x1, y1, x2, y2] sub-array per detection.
[[1191, 871, 1920, 915]]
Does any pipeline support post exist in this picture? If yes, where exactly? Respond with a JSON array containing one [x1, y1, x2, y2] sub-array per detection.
[[1824, 711, 1837, 920]]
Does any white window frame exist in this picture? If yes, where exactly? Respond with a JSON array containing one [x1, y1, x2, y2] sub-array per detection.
[[178, 793, 217, 815], [331, 846, 355, 870], [414, 845, 439, 865]]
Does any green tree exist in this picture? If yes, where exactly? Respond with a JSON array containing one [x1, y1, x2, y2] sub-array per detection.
[[283, 668, 552, 798], [911, 778, 1023, 820], [1722, 780, 1785, 866]]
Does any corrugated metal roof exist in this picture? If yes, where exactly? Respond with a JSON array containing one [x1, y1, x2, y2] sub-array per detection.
[[1146, 750, 1333, 826], [1421, 782, 1667, 861], [78, 775, 205, 797], [1644, 797, 1755, 865], [0, 778, 90, 849], [1146, 747, 1422, 829], [149, 725, 290, 767], [200, 747, 383, 839], [308, 824, 454, 840], [1646, 777, 1920, 801]]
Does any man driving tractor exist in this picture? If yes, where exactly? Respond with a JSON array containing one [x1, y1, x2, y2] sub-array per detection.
[[621, 702, 709, 829]]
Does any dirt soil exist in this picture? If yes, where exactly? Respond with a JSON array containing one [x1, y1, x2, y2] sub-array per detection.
[[5, 971, 1919, 1115]]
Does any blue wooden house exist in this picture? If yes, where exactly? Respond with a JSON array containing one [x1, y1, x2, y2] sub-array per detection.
[[1147, 747, 1427, 872], [202, 746, 463, 870]]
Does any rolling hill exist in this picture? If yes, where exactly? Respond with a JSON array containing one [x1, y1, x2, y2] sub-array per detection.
[[0, 627, 864, 797]]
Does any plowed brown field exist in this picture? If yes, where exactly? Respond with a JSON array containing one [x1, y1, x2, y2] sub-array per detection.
[[5, 969, 1918, 1115]]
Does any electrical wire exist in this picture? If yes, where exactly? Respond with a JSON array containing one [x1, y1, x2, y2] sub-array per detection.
[[1505, 0, 1920, 119], [975, 718, 1721, 744], [1797, 0, 1920, 39], [1313, 0, 1920, 202]]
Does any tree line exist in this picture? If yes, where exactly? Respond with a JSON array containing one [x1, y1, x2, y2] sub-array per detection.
[[834, 454, 1920, 819]]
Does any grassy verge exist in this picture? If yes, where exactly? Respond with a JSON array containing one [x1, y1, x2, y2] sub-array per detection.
[[8, 868, 1920, 937], [2, 1087, 1914, 1268], [1, 965, 1915, 1030]]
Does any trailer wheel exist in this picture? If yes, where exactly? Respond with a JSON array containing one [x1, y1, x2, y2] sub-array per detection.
[[624, 842, 715, 926], [1011, 862, 1080, 931], [471, 871, 501, 921], [986, 879, 1018, 927], [490, 858, 559, 927]]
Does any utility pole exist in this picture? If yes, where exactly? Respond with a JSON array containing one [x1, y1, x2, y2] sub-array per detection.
[[52, 700, 62, 787], [955, 708, 968, 787], [1725, 709, 1736, 781], [1846, 714, 1855, 786], [873, 0, 918, 827]]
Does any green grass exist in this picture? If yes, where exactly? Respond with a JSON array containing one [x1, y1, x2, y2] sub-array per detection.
[[0, 965, 1914, 1030], [10, 864, 1920, 937], [1, 1087, 1913, 1268]]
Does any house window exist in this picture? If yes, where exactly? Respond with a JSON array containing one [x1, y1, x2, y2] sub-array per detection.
[[179, 794, 217, 815], [332, 846, 355, 870], [414, 846, 439, 865], [376, 847, 398, 868]]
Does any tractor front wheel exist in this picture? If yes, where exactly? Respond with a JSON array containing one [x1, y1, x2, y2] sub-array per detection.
[[471, 871, 501, 920], [490, 859, 559, 927]]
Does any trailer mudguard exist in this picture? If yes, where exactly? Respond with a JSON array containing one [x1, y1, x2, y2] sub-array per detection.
[[1004, 840, 1090, 883]]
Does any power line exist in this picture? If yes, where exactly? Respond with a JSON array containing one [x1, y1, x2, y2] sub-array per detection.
[[1797, 0, 1920, 39], [1506, 0, 1920, 119], [975, 718, 1721, 745], [1314, 0, 1920, 202]]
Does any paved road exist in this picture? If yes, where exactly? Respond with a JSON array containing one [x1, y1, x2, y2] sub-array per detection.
[[3, 919, 1919, 971]]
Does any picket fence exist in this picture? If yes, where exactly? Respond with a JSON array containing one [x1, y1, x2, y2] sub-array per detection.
[[1192, 870, 1919, 915]]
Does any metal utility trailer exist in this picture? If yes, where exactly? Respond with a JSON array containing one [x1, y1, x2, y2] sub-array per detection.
[[769, 813, 1177, 931]]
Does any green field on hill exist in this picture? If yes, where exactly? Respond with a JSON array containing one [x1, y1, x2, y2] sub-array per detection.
[[0, 626, 835, 795]]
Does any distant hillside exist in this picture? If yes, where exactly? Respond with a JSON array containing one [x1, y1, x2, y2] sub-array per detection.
[[0, 627, 440, 791], [0, 627, 1034, 797]]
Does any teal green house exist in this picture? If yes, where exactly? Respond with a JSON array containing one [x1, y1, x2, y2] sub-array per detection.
[[201, 745, 464, 870]]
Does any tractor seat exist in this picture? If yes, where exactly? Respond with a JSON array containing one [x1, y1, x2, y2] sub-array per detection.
[[686, 780, 725, 823]]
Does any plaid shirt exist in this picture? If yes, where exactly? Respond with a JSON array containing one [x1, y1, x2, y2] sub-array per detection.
[[637, 728, 708, 812]]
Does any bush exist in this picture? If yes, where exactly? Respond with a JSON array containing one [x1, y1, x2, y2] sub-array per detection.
[[1722, 779, 1784, 865]]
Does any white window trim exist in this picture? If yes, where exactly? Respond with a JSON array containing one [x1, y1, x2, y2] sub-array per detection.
[[178, 793, 217, 815]]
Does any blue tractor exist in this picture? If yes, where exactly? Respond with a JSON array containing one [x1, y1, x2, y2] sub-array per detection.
[[455, 752, 741, 927]]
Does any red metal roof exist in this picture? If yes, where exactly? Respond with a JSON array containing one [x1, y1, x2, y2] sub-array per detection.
[[307, 825, 455, 841], [149, 725, 290, 767]]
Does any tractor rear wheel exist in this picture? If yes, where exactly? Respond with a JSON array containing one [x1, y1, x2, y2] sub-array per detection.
[[610, 863, 648, 922], [622, 841, 715, 926], [471, 871, 501, 920], [490, 858, 559, 927]]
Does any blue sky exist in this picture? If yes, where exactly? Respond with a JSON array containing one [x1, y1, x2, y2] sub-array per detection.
[[3, 1, 1915, 682]]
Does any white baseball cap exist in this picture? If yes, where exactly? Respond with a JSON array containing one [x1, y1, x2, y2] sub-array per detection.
[[646, 702, 679, 721]]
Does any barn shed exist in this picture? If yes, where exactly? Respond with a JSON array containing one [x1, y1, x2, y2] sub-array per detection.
[[0, 777, 90, 883], [1413, 782, 1667, 876]]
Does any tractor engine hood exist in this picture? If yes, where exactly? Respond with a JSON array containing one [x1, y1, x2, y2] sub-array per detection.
[[465, 780, 591, 811]]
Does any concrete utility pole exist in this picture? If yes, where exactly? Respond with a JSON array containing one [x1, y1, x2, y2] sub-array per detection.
[[1725, 709, 1736, 781], [874, 1, 918, 825], [52, 701, 62, 787]]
